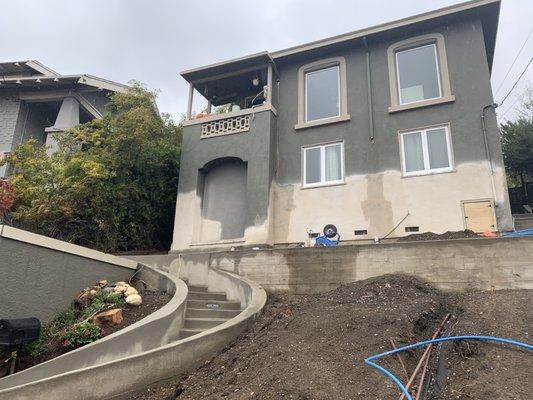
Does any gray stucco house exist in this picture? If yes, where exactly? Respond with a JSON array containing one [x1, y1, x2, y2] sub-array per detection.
[[172, 0, 513, 251], [0, 60, 127, 176]]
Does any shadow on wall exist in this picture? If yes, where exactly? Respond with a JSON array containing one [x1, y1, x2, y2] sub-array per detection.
[[361, 174, 393, 237]]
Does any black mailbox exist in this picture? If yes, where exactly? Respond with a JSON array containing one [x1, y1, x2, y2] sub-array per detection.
[[0, 318, 41, 346]]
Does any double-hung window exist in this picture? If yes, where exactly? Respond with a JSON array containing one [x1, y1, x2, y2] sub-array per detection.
[[400, 125, 453, 176], [303, 142, 344, 187], [305, 65, 341, 122]]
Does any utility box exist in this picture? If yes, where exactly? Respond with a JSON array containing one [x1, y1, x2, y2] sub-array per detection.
[[0, 318, 41, 346]]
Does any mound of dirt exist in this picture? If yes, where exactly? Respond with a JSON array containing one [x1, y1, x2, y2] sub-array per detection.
[[397, 229, 481, 242], [132, 274, 531, 400]]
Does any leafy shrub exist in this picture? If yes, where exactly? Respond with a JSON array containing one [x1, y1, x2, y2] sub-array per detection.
[[81, 290, 123, 320], [0, 178, 15, 223], [2, 83, 182, 252], [61, 322, 102, 349]]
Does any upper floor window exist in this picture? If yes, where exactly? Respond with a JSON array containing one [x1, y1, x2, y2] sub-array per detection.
[[296, 57, 350, 129], [396, 43, 441, 104], [399, 124, 453, 176], [303, 141, 344, 188], [305, 65, 340, 122], [388, 33, 454, 112]]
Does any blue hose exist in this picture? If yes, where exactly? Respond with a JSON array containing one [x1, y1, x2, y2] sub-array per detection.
[[364, 335, 533, 400], [504, 228, 533, 237]]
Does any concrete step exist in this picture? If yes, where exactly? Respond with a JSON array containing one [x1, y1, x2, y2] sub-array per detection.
[[186, 307, 241, 319], [187, 285, 208, 292], [187, 299, 241, 310], [184, 317, 229, 330], [178, 328, 203, 339], [188, 291, 227, 301]]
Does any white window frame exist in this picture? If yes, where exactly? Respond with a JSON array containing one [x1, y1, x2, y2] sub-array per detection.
[[305, 65, 341, 123], [395, 43, 443, 106], [302, 141, 345, 188], [399, 125, 453, 177]]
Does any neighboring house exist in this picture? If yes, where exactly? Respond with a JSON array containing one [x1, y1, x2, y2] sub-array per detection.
[[172, 0, 513, 251], [0, 60, 128, 176]]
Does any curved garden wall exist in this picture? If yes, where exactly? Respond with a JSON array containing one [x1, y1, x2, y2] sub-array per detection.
[[0, 267, 266, 400], [0, 225, 137, 322], [0, 265, 187, 394]]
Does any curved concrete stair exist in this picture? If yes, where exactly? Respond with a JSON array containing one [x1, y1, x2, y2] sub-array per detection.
[[179, 284, 242, 339]]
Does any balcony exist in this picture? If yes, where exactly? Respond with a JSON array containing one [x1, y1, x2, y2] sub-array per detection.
[[181, 52, 277, 139]]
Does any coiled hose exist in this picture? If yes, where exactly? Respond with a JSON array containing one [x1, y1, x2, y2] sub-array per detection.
[[364, 335, 533, 400]]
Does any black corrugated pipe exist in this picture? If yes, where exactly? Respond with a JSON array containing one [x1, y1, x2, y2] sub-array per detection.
[[363, 36, 374, 141]]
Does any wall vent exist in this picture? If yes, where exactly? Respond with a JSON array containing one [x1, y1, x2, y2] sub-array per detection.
[[354, 229, 368, 236], [405, 226, 420, 232]]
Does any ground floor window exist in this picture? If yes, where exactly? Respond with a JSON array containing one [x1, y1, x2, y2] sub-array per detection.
[[303, 141, 344, 187], [400, 125, 453, 176]]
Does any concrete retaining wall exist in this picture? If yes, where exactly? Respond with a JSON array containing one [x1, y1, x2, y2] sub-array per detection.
[[186, 237, 533, 293], [0, 268, 266, 400], [0, 266, 187, 393], [0, 225, 137, 322]]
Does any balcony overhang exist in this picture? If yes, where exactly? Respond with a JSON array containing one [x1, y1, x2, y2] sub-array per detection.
[[181, 52, 273, 84]]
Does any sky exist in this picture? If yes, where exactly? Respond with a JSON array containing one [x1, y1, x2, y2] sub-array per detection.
[[1, 0, 532, 122]]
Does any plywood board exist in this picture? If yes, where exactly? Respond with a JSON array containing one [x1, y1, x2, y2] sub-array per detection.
[[463, 200, 495, 233]]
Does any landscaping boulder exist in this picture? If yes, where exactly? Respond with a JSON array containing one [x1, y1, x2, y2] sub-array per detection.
[[91, 308, 123, 327], [124, 286, 138, 296], [125, 294, 142, 306], [114, 285, 128, 294]]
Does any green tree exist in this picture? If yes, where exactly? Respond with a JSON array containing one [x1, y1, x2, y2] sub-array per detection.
[[501, 86, 533, 187], [501, 117, 533, 186], [2, 82, 182, 252]]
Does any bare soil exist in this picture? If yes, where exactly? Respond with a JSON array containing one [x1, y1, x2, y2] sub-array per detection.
[[132, 274, 532, 400], [397, 230, 481, 242]]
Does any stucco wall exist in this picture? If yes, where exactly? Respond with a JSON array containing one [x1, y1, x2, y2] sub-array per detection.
[[198, 237, 533, 293], [172, 109, 276, 250], [172, 14, 512, 251], [0, 226, 137, 322], [272, 16, 512, 243]]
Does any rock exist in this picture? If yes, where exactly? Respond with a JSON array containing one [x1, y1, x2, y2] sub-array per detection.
[[114, 285, 128, 294], [98, 279, 108, 287], [124, 286, 138, 296], [76, 290, 91, 307], [125, 294, 142, 306], [115, 281, 127, 287], [91, 308, 123, 327], [89, 289, 98, 296]]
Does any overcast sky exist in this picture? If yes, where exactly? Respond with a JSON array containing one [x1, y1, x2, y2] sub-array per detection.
[[1, 0, 532, 122]]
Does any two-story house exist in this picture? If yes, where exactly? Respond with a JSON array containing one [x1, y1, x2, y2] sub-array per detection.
[[171, 0, 513, 251], [0, 60, 127, 176]]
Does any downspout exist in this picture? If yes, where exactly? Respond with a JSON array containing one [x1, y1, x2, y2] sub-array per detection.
[[363, 36, 374, 141], [481, 103, 499, 221]]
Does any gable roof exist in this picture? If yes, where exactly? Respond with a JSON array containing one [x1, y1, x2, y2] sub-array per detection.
[[181, 0, 501, 83], [0, 60, 128, 92]]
